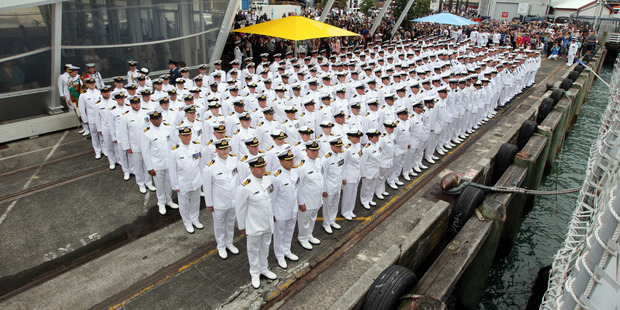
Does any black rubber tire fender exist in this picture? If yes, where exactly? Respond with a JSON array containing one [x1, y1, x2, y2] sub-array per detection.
[[575, 64, 585, 73], [491, 143, 519, 185], [537, 98, 553, 124], [551, 89, 564, 105], [448, 186, 486, 235], [363, 265, 419, 310], [560, 78, 573, 91], [517, 120, 537, 150], [567, 70, 580, 82]]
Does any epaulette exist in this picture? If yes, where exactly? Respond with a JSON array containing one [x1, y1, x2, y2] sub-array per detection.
[[226, 135, 231, 138], [299, 159, 305, 166], [206, 116, 212, 120], [365, 112, 370, 116], [172, 144, 179, 150], [259, 150, 265, 153], [163, 123, 170, 126], [293, 164, 298, 168], [259, 122, 264, 126], [230, 153, 237, 157], [265, 171, 271, 175], [268, 145, 274, 151], [143, 127, 150, 132], [242, 178, 251, 186], [110, 106, 116, 110], [178, 121, 183, 126], [229, 112, 235, 116], [381, 133, 386, 137], [195, 119, 201, 122], [123, 111, 129, 115], [207, 159, 215, 166], [345, 143, 351, 148], [325, 152, 332, 158], [365, 144, 370, 148], [206, 139, 213, 145], [346, 116, 350, 119], [319, 106, 323, 110], [300, 112, 305, 116], [234, 129, 240, 134], [317, 134, 323, 138], [283, 120, 288, 124], [193, 141, 200, 144], [241, 155, 248, 162], [295, 142, 300, 146], [274, 169, 281, 176], [142, 107, 148, 110]]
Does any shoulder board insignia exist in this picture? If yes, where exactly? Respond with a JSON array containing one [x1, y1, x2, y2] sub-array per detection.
[[226, 135, 231, 138], [206, 116, 211, 120], [242, 178, 251, 186], [300, 113, 305, 116], [142, 107, 148, 110], [122, 111, 129, 115], [172, 144, 179, 150], [241, 155, 247, 161], [178, 121, 183, 126], [110, 106, 116, 110], [345, 144, 351, 148], [259, 150, 265, 153], [234, 129, 240, 134], [229, 112, 234, 116], [259, 122, 264, 126], [382, 133, 386, 137], [265, 171, 271, 175], [207, 159, 215, 166], [230, 153, 237, 157], [365, 112, 370, 116], [283, 120, 288, 124], [317, 134, 323, 138], [295, 142, 300, 146], [299, 159, 305, 166], [193, 141, 200, 144], [275, 169, 281, 176], [143, 127, 150, 132], [268, 146, 274, 151], [163, 123, 170, 126], [207, 140, 213, 145], [325, 152, 332, 158], [365, 144, 370, 148]]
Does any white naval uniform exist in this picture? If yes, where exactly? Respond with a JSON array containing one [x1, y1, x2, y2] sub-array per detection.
[[359, 142, 381, 206], [341, 143, 362, 217], [119, 108, 153, 188], [296, 156, 324, 243], [271, 167, 299, 260], [169, 141, 204, 229], [110, 104, 130, 174], [235, 174, 275, 278], [203, 155, 242, 250], [79, 88, 103, 155], [321, 150, 345, 229], [141, 123, 174, 207]]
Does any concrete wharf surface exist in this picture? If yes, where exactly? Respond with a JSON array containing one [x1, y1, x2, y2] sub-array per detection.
[[0, 58, 571, 310]]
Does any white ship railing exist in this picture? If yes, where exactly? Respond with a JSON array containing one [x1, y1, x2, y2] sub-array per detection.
[[541, 56, 620, 309]]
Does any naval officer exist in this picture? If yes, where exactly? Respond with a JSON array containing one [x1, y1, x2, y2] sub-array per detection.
[[235, 155, 277, 289], [203, 139, 242, 259], [271, 149, 300, 269], [169, 125, 204, 234]]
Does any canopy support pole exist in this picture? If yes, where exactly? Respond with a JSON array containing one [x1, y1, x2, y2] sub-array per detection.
[[319, 0, 336, 22], [370, 0, 393, 37], [391, 0, 416, 37], [209, 0, 240, 73]]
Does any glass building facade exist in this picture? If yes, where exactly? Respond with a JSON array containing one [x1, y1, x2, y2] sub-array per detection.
[[0, 0, 230, 124]]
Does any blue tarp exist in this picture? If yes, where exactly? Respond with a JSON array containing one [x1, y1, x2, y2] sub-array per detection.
[[412, 13, 477, 26]]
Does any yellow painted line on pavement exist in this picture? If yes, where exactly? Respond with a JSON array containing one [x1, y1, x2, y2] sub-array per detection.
[[108, 234, 246, 310]]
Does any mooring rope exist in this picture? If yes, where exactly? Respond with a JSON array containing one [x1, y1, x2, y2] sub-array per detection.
[[442, 182, 582, 195]]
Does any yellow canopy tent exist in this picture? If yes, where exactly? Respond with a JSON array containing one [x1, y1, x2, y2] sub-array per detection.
[[232, 15, 360, 41]]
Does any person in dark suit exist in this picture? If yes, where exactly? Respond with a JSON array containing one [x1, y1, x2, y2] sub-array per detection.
[[168, 59, 181, 86]]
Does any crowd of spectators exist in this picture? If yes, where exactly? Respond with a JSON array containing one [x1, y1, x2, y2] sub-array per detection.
[[221, 7, 598, 71]]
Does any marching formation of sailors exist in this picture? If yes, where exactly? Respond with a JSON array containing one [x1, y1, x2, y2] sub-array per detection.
[[68, 34, 541, 288]]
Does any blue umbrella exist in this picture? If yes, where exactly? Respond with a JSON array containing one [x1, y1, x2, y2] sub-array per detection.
[[412, 12, 477, 26]]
